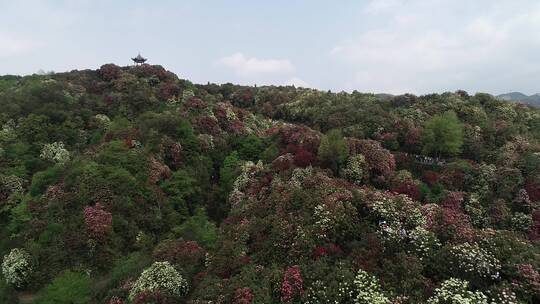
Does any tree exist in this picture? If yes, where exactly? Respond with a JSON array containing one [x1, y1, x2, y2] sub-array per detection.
[[318, 129, 349, 173], [160, 169, 198, 215], [36, 271, 93, 304], [427, 278, 487, 304], [83, 202, 113, 242], [422, 111, 463, 157], [2, 248, 32, 288], [129, 261, 188, 300], [353, 269, 390, 304], [342, 154, 368, 185], [235, 134, 264, 161], [220, 151, 241, 196], [174, 208, 217, 249]]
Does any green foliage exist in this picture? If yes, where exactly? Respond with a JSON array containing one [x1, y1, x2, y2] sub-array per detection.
[[422, 111, 463, 157], [29, 165, 63, 196], [109, 252, 151, 288], [220, 151, 241, 195], [7, 200, 32, 235], [233, 134, 264, 161], [318, 129, 349, 173], [173, 208, 217, 249], [260, 143, 279, 163], [161, 169, 198, 216], [0, 277, 18, 304], [36, 271, 93, 304], [1, 65, 540, 304]]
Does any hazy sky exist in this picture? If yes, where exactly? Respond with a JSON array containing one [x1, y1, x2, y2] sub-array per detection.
[[2, 0, 540, 95]]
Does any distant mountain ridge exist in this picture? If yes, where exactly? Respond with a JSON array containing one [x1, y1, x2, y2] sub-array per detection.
[[497, 92, 540, 107]]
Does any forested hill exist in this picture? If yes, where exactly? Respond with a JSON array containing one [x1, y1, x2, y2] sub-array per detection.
[[497, 92, 540, 108], [0, 64, 539, 303]]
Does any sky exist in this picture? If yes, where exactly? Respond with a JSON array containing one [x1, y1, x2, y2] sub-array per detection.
[[1, 0, 540, 95]]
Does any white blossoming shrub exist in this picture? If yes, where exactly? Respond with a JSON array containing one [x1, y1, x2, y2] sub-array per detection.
[[314, 203, 332, 239], [225, 106, 237, 121], [469, 163, 495, 200], [2, 248, 33, 288], [229, 160, 264, 208], [40, 142, 70, 164], [232, 160, 264, 193], [0, 174, 24, 195], [0, 120, 16, 142], [510, 212, 533, 232], [182, 89, 195, 102], [94, 114, 111, 128], [450, 242, 501, 279], [369, 192, 425, 242], [408, 227, 441, 260], [305, 277, 355, 304], [242, 112, 273, 134], [129, 261, 188, 300], [488, 287, 518, 304], [353, 269, 390, 304], [342, 154, 368, 185], [427, 278, 488, 304], [464, 193, 488, 228], [290, 166, 313, 188]]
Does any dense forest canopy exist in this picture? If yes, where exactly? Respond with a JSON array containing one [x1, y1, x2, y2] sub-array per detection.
[[0, 64, 539, 303]]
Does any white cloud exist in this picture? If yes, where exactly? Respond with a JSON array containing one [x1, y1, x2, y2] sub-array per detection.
[[220, 52, 295, 76], [332, 1, 540, 94], [363, 0, 400, 14], [0, 33, 37, 57], [287, 77, 309, 87]]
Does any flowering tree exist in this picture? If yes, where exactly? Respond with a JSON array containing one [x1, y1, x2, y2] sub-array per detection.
[[40, 142, 70, 164], [294, 148, 317, 168], [512, 264, 540, 298], [0, 174, 24, 201], [349, 139, 396, 177], [153, 240, 205, 275], [94, 114, 111, 129], [342, 154, 368, 185], [450, 242, 501, 280], [281, 265, 304, 303], [2, 248, 32, 288], [84, 203, 113, 242], [427, 278, 487, 304], [353, 269, 390, 304], [129, 261, 189, 300], [368, 191, 426, 242], [233, 287, 254, 304], [98, 63, 121, 81]]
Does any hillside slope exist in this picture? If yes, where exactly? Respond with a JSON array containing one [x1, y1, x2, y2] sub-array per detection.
[[497, 92, 540, 107], [0, 64, 539, 303]]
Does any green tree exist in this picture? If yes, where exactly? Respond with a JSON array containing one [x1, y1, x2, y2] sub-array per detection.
[[421, 111, 463, 157], [220, 151, 241, 196], [260, 143, 279, 163], [36, 271, 93, 304], [234, 134, 264, 161], [318, 129, 349, 173], [174, 208, 217, 249], [161, 169, 198, 216]]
